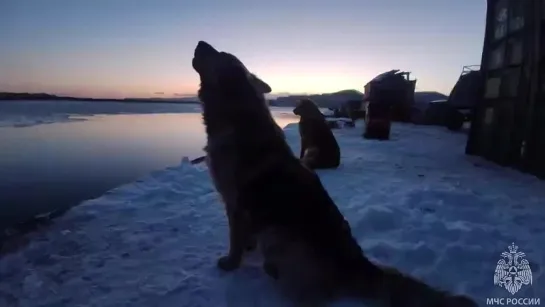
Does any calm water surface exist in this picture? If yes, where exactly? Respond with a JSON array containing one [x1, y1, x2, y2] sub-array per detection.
[[0, 108, 298, 228]]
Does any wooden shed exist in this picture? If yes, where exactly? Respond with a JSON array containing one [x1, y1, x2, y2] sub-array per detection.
[[363, 70, 417, 122], [466, 0, 545, 178]]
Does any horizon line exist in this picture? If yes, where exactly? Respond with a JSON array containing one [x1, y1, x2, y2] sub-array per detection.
[[0, 88, 448, 100], [0, 90, 364, 100]]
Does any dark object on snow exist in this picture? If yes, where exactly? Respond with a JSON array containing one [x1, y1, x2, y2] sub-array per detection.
[[409, 67, 482, 129], [330, 99, 366, 121], [444, 66, 482, 131], [413, 99, 450, 125], [294, 99, 341, 169], [445, 107, 467, 131], [409, 92, 449, 125], [363, 70, 416, 122], [362, 71, 410, 140], [363, 101, 392, 140]]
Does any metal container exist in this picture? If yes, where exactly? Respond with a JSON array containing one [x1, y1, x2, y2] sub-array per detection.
[[466, 0, 545, 178]]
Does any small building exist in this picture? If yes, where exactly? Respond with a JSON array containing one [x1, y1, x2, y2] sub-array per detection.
[[466, 0, 545, 178], [363, 70, 417, 122]]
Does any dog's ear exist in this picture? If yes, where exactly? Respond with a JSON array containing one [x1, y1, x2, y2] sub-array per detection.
[[251, 74, 272, 94], [295, 99, 324, 120]]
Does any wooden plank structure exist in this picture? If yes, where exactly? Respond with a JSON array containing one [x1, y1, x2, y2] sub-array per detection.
[[363, 70, 417, 122], [466, 0, 545, 178]]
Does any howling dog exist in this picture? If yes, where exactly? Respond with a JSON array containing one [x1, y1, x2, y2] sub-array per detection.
[[293, 98, 341, 170], [192, 40, 476, 306]]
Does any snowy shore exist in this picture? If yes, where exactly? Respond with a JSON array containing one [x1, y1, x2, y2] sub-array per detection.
[[0, 122, 544, 307]]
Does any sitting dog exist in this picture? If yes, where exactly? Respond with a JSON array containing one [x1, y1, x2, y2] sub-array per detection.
[[192, 40, 476, 306], [293, 98, 341, 169]]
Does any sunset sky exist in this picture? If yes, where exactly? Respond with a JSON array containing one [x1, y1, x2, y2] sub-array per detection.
[[0, 0, 486, 99]]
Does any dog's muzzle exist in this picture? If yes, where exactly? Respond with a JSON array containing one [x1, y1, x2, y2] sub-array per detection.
[[192, 41, 219, 73], [195, 41, 217, 57]]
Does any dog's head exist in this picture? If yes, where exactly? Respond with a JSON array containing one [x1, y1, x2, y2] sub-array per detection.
[[192, 41, 271, 98], [192, 41, 283, 144], [293, 98, 325, 120]]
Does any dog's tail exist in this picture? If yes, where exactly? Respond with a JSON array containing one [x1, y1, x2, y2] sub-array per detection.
[[346, 263, 477, 307]]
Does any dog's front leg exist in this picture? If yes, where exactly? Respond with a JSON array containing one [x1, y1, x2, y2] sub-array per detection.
[[217, 206, 251, 271], [299, 136, 308, 159]]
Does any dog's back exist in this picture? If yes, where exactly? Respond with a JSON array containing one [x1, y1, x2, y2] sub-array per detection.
[[294, 99, 341, 169]]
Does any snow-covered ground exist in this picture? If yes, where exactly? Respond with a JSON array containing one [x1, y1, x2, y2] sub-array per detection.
[[1, 122, 544, 306], [322, 108, 335, 116]]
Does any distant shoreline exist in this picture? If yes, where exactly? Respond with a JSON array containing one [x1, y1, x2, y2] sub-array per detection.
[[1, 89, 374, 108], [0, 92, 200, 104]]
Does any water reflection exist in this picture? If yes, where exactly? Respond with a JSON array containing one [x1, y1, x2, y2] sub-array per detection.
[[0, 110, 299, 228]]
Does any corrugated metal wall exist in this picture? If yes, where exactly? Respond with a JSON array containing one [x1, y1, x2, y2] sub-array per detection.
[[466, 0, 545, 178]]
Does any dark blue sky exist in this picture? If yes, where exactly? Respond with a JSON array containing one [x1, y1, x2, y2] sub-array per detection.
[[0, 0, 486, 98]]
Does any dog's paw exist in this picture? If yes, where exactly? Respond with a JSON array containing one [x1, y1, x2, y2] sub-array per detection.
[[217, 255, 241, 271], [263, 262, 279, 279]]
